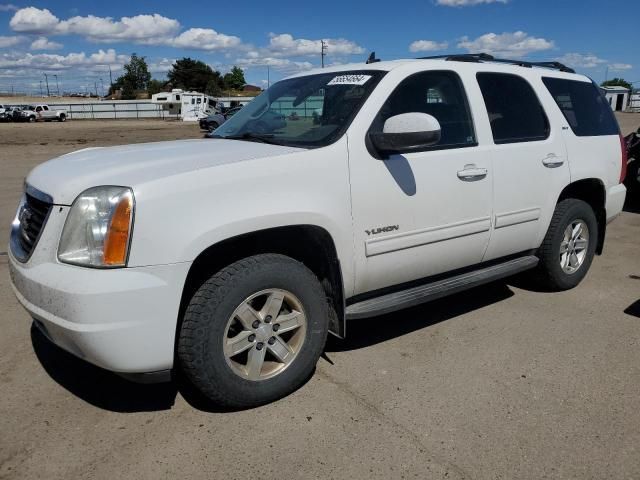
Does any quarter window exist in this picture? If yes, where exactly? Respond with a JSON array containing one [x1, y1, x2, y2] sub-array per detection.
[[371, 70, 476, 149], [541, 77, 619, 136], [477, 73, 550, 144]]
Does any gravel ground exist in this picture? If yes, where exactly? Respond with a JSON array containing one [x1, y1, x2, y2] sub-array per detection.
[[1, 115, 639, 480]]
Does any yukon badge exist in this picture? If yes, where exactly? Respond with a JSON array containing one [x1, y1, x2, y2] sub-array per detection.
[[365, 225, 399, 236]]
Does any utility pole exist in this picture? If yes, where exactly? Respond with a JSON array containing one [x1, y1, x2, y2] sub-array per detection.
[[604, 66, 609, 83], [321, 40, 327, 68], [39, 80, 43, 97], [43, 73, 50, 97], [100, 78, 105, 97], [94, 82, 98, 97], [108, 65, 113, 93], [53, 74, 60, 96]]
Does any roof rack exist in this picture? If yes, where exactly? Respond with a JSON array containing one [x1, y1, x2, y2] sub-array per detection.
[[417, 53, 576, 74]]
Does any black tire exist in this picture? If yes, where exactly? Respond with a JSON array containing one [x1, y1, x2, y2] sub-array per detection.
[[534, 198, 598, 291], [624, 160, 639, 195], [58, 114, 66, 122], [28, 115, 36, 123], [178, 254, 329, 408]]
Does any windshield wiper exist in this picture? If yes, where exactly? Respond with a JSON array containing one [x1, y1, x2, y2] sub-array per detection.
[[209, 132, 284, 145]]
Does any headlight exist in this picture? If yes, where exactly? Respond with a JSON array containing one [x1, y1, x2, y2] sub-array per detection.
[[58, 186, 134, 268]]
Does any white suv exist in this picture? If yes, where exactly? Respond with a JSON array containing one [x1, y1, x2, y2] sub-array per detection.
[[8, 54, 627, 407]]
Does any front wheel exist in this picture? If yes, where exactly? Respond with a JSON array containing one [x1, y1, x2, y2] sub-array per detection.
[[533, 199, 598, 291], [58, 114, 66, 122], [178, 254, 329, 408]]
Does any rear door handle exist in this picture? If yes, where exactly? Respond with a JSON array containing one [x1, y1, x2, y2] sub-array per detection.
[[542, 154, 564, 168], [457, 164, 488, 181]]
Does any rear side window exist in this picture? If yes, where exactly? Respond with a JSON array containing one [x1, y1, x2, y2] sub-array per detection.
[[542, 77, 619, 136], [477, 73, 549, 144]]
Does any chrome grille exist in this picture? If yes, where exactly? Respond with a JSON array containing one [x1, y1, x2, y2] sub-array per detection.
[[10, 189, 52, 262]]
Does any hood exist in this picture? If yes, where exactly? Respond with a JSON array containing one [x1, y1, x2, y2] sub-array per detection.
[[27, 139, 303, 205]]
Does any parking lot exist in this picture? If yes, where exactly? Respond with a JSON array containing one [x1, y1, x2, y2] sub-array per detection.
[[1, 116, 639, 479]]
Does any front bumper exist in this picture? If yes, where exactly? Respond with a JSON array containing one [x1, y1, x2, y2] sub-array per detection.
[[8, 204, 191, 375]]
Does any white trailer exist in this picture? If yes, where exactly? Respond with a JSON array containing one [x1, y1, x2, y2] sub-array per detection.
[[151, 89, 218, 121]]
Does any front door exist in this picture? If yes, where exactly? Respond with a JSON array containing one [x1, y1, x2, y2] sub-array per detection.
[[348, 70, 493, 295]]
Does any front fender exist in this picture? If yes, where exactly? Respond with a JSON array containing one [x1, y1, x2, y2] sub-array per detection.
[[126, 136, 356, 296]]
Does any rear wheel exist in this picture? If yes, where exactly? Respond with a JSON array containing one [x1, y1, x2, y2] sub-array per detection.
[[208, 121, 219, 132], [178, 254, 329, 408], [533, 199, 598, 291]]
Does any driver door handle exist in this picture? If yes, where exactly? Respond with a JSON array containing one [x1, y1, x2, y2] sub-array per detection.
[[457, 164, 488, 181]]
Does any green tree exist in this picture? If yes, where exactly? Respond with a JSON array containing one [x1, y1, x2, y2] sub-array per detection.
[[205, 78, 223, 96], [147, 79, 166, 96], [167, 58, 223, 93], [601, 78, 632, 90], [223, 66, 246, 90], [111, 53, 152, 99]]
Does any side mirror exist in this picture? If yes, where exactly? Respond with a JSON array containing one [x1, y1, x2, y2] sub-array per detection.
[[369, 112, 441, 155]]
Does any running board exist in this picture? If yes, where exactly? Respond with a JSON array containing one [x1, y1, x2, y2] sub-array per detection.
[[345, 256, 539, 320]]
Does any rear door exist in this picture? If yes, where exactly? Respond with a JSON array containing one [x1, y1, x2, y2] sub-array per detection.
[[477, 72, 570, 261], [541, 77, 622, 190]]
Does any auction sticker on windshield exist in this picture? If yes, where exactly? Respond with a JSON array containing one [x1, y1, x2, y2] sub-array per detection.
[[327, 74, 372, 86]]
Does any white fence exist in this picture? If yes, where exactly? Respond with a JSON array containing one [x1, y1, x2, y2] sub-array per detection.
[[46, 101, 177, 120]]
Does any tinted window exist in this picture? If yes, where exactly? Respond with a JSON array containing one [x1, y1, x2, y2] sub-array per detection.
[[371, 70, 476, 149], [542, 77, 619, 136], [477, 73, 549, 144]]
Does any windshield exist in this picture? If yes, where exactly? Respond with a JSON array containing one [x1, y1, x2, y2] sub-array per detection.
[[212, 70, 385, 148]]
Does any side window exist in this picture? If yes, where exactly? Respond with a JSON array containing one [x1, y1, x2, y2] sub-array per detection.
[[477, 73, 549, 144], [191, 98, 195, 105], [371, 70, 476, 149], [35, 106, 42, 112], [541, 77, 619, 137], [43, 106, 49, 111]]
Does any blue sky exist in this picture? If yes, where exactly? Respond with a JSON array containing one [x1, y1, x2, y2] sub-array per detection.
[[0, 0, 637, 95]]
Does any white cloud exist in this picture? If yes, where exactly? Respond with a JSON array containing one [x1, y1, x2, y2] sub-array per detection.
[[0, 3, 18, 11], [60, 14, 180, 43], [10, 7, 181, 44], [9, 7, 59, 33], [170, 28, 242, 51], [235, 56, 314, 74], [8, 7, 249, 51], [267, 33, 364, 57], [555, 53, 606, 68], [409, 40, 449, 52], [30, 36, 63, 50], [148, 58, 174, 73], [0, 48, 127, 71], [457, 31, 554, 57], [437, 0, 508, 5], [0, 35, 24, 48], [609, 63, 633, 71]]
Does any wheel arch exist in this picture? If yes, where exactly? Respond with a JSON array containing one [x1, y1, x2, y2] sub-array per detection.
[[177, 224, 346, 347], [557, 178, 606, 254]]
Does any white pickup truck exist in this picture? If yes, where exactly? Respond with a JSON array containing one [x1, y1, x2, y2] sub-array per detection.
[[9, 54, 627, 408], [19, 104, 67, 122]]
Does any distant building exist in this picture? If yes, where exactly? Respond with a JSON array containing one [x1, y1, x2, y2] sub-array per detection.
[[601, 86, 630, 111], [242, 84, 262, 93]]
